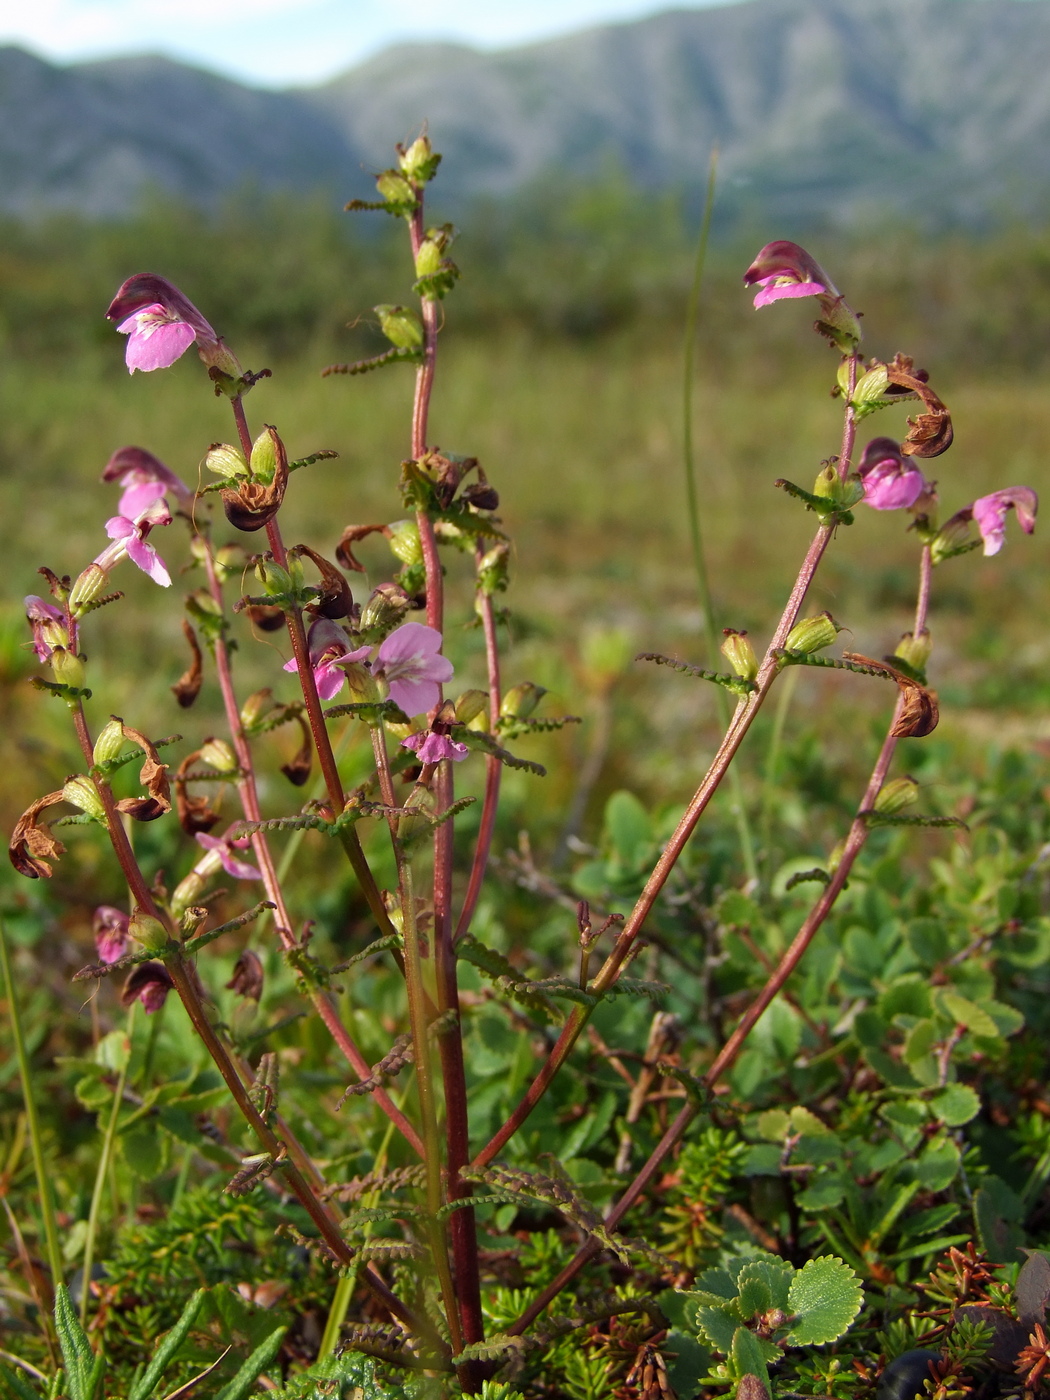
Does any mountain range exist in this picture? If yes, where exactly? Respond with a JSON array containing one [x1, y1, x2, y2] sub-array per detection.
[[2, 0, 1050, 225]]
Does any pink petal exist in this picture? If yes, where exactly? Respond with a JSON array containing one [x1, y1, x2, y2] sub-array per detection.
[[313, 660, 347, 701], [388, 676, 441, 717], [118, 479, 167, 519], [123, 317, 196, 374], [401, 731, 469, 763], [219, 850, 263, 880], [753, 280, 827, 308], [377, 620, 443, 664], [126, 535, 171, 586], [105, 514, 135, 541], [862, 463, 927, 511]]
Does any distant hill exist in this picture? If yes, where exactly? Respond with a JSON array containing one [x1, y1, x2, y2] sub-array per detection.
[[3, 0, 1050, 224]]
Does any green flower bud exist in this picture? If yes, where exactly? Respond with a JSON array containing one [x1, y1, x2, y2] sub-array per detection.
[[375, 304, 424, 351], [397, 785, 434, 843], [894, 629, 932, 674], [214, 544, 245, 581], [205, 442, 248, 480], [360, 582, 410, 635], [171, 870, 207, 920], [476, 542, 510, 596], [720, 629, 758, 682], [51, 646, 86, 689], [415, 237, 444, 279], [62, 774, 106, 821], [455, 690, 488, 725], [500, 682, 546, 721], [874, 776, 920, 815], [784, 612, 841, 656], [343, 663, 381, 707], [376, 169, 416, 211], [240, 688, 274, 728], [92, 719, 126, 767], [399, 135, 441, 184], [249, 428, 278, 484], [812, 463, 864, 512], [255, 559, 293, 598], [199, 738, 238, 774], [129, 907, 171, 951], [388, 520, 423, 567], [68, 563, 110, 616]]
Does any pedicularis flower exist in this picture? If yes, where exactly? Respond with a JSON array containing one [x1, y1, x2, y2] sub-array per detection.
[[858, 437, 930, 511], [102, 446, 194, 513], [972, 487, 1038, 556], [285, 619, 453, 717], [743, 240, 862, 351], [195, 832, 263, 881], [106, 273, 241, 379], [94, 489, 173, 587], [93, 905, 130, 964], [24, 595, 66, 663]]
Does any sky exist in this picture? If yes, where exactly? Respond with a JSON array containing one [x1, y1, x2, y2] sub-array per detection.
[[0, 0, 739, 88]]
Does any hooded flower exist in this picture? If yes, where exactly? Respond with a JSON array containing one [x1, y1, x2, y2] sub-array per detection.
[[107, 274, 220, 375], [743, 240, 862, 350], [972, 487, 1038, 556], [121, 962, 173, 1014], [93, 494, 173, 587], [93, 905, 130, 964], [25, 595, 66, 663], [857, 437, 930, 511], [372, 622, 454, 716], [195, 831, 263, 881], [102, 446, 194, 513], [283, 618, 372, 702]]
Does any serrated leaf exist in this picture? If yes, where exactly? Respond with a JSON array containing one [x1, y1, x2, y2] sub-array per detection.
[[935, 991, 1000, 1040], [755, 1109, 790, 1142], [737, 1258, 793, 1312], [931, 1083, 981, 1126], [694, 1267, 738, 1300], [695, 1304, 741, 1352], [95, 1029, 131, 1072], [784, 1257, 862, 1345], [731, 1327, 774, 1392]]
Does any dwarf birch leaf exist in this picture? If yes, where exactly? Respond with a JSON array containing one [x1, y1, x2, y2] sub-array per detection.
[[784, 1256, 862, 1345], [737, 1257, 793, 1311], [931, 1083, 981, 1126], [695, 1305, 741, 1353], [731, 1328, 774, 1394]]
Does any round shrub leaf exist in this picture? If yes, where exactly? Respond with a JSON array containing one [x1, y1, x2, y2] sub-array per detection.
[[784, 1256, 862, 1345], [931, 1083, 980, 1126]]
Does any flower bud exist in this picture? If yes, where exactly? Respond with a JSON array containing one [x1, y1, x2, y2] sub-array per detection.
[[360, 582, 411, 634], [171, 870, 207, 920], [205, 442, 248, 480], [68, 563, 110, 616], [388, 520, 423, 567], [415, 237, 444, 279], [63, 775, 106, 821], [128, 907, 170, 952], [874, 776, 920, 815], [720, 629, 758, 682], [93, 719, 126, 766], [500, 682, 546, 721], [812, 463, 864, 512], [199, 737, 238, 774], [399, 135, 440, 184], [343, 663, 381, 707], [375, 304, 424, 351], [398, 785, 435, 843], [214, 544, 245, 581], [894, 629, 932, 674], [249, 428, 278, 484], [255, 559, 293, 597], [376, 169, 416, 210], [51, 646, 86, 689], [455, 689, 489, 726], [477, 542, 510, 596], [784, 612, 841, 656], [240, 688, 274, 728]]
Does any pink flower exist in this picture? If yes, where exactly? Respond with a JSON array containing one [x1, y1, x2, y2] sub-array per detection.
[[401, 729, 469, 764], [94, 495, 173, 587], [283, 618, 371, 702], [106, 274, 219, 375], [25, 595, 66, 663], [102, 446, 193, 512], [743, 240, 834, 308], [858, 437, 930, 511], [195, 832, 263, 881], [972, 487, 1038, 556], [93, 905, 130, 964], [121, 962, 173, 1014], [373, 622, 454, 716]]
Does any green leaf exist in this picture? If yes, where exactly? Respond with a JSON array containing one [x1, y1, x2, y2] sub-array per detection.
[[930, 1083, 981, 1126], [695, 1304, 741, 1352], [128, 1289, 206, 1400], [94, 1030, 131, 1073], [755, 1109, 790, 1142], [737, 1257, 793, 1312], [975, 1176, 1026, 1264], [784, 1256, 863, 1345], [213, 1326, 286, 1400], [121, 1127, 166, 1180], [916, 1135, 962, 1192], [935, 991, 1000, 1040], [731, 1327, 773, 1394], [604, 790, 652, 867], [53, 1284, 104, 1400], [694, 1267, 738, 1301], [0, 1361, 43, 1400]]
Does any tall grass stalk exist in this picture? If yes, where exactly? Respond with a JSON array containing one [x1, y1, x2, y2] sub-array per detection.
[[80, 1004, 135, 1327], [681, 150, 758, 884], [0, 917, 64, 1298]]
